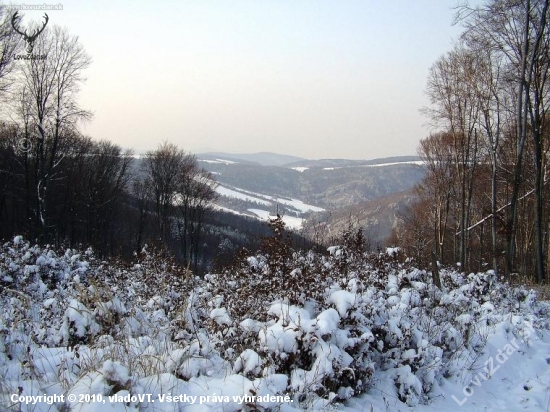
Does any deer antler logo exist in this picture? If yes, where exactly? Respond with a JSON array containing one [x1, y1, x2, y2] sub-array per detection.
[[11, 12, 49, 55]]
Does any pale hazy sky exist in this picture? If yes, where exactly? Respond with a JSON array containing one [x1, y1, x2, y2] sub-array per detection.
[[16, 0, 466, 159]]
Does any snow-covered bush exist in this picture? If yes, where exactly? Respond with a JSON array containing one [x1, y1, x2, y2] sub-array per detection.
[[187, 220, 540, 407], [0, 233, 543, 411]]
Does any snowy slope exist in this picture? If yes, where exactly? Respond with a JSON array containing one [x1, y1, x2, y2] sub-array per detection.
[[248, 208, 304, 230], [214, 183, 325, 229], [344, 321, 550, 411]]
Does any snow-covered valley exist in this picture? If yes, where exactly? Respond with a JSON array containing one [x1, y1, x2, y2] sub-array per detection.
[[214, 183, 325, 229]]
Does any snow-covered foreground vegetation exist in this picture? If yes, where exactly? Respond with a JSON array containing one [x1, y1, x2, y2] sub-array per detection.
[[1, 228, 550, 411]]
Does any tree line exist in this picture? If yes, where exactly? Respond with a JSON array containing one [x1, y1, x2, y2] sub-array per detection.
[[0, 10, 219, 272], [392, 0, 550, 282]]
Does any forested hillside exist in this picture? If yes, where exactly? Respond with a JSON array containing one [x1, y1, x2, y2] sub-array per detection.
[[198, 155, 425, 210], [393, 0, 550, 283]]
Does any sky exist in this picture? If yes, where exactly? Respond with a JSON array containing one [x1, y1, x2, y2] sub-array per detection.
[[9, 0, 468, 160]]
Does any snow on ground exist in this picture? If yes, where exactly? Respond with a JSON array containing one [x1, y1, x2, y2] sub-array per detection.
[[225, 186, 324, 213], [343, 321, 550, 411], [1, 238, 550, 412], [363, 160, 425, 167], [199, 158, 238, 165], [319, 161, 425, 171], [247, 208, 304, 229], [215, 184, 324, 217], [210, 204, 249, 216], [291, 167, 309, 172], [266, 196, 325, 213], [215, 186, 272, 205]]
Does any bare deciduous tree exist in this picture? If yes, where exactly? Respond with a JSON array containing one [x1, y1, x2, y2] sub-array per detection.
[[16, 25, 92, 241], [145, 142, 189, 240], [459, 0, 550, 281], [424, 45, 484, 271]]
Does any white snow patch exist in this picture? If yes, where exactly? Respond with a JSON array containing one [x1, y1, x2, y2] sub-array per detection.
[[210, 307, 232, 326], [199, 158, 237, 165], [247, 209, 304, 230], [364, 160, 425, 167], [328, 290, 357, 316], [216, 186, 272, 205]]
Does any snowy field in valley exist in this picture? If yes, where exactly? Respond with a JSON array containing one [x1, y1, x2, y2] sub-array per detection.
[[214, 184, 324, 229]]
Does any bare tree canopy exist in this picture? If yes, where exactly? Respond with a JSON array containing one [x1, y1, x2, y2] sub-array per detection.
[[396, 0, 550, 282]]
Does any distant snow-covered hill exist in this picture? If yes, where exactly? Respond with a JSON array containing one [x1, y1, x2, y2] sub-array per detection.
[[199, 151, 307, 166], [197, 153, 425, 238]]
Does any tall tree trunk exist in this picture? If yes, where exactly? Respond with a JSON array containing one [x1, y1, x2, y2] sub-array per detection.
[[491, 155, 499, 274], [533, 128, 546, 282], [506, 0, 531, 277]]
